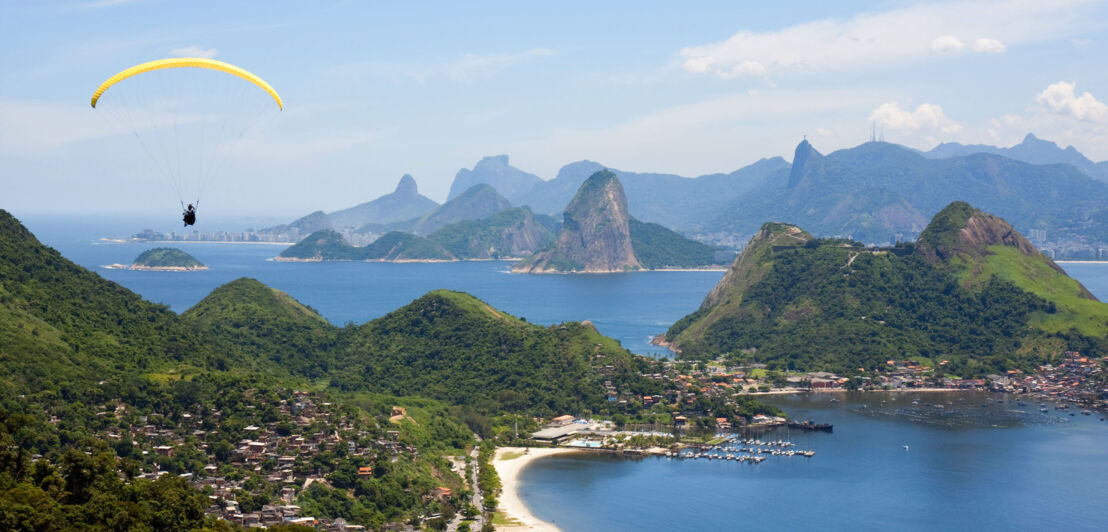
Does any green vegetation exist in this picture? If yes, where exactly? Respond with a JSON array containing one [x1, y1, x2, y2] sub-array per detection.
[[182, 278, 335, 377], [628, 218, 721, 269], [954, 246, 1108, 337], [476, 442, 500, 512], [132, 247, 204, 269], [333, 290, 652, 414]]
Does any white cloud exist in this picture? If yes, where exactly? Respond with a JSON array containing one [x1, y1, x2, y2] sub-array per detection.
[[931, 35, 966, 53], [679, 0, 1090, 79], [972, 38, 1007, 53], [869, 102, 963, 134], [931, 35, 1006, 54], [1036, 81, 1108, 123], [170, 45, 218, 59]]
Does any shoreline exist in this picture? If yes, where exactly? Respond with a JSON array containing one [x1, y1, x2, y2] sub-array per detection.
[[493, 447, 581, 532]]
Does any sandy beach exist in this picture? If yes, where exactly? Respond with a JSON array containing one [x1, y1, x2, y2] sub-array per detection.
[[493, 447, 580, 532]]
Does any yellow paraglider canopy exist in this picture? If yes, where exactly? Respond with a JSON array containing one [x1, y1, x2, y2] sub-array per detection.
[[90, 57, 282, 109]]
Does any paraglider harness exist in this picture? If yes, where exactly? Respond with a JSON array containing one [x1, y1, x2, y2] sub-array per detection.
[[182, 202, 197, 227]]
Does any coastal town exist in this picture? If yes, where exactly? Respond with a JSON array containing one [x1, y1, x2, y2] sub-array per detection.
[[43, 385, 477, 531], [585, 350, 1108, 435]]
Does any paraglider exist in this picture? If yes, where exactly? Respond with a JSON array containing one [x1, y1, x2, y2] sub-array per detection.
[[91, 57, 282, 225], [182, 203, 196, 227]]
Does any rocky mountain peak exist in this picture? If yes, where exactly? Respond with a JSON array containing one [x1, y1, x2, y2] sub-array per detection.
[[514, 170, 641, 272], [787, 139, 823, 188]]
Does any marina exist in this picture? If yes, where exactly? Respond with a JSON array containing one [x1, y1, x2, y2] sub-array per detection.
[[669, 435, 816, 462]]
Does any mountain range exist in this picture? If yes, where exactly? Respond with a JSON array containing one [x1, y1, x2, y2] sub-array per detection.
[[706, 140, 1108, 244], [257, 132, 1108, 258]]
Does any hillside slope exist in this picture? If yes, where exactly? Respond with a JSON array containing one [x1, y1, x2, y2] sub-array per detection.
[[0, 209, 200, 393], [333, 290, 650, 413]]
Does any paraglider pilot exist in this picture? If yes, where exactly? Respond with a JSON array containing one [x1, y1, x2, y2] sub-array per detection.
[[183, 204, 196, 227]]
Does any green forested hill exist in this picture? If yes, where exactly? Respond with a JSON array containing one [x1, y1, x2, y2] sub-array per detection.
[[333, 290, 654, 414], [182, 278, 336, 377], [666, 203, 1108, 377], [0, 210, 201, 394]]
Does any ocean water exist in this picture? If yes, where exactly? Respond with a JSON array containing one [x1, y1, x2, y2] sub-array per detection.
[[15, 215, 1108, 531]]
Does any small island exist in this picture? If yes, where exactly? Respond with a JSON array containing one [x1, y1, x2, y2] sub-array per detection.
[[107, 247, 208, 271]]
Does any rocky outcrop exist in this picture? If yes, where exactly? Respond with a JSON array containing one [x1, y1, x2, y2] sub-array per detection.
[[787, 139, 822, 189], [514, 170, 641, 273]]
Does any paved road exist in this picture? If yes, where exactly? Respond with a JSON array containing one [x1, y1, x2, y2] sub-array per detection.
[[447, 434, 484, 532]]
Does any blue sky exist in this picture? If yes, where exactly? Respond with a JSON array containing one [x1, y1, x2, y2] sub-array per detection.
[[3, 0, 1108, 216]]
